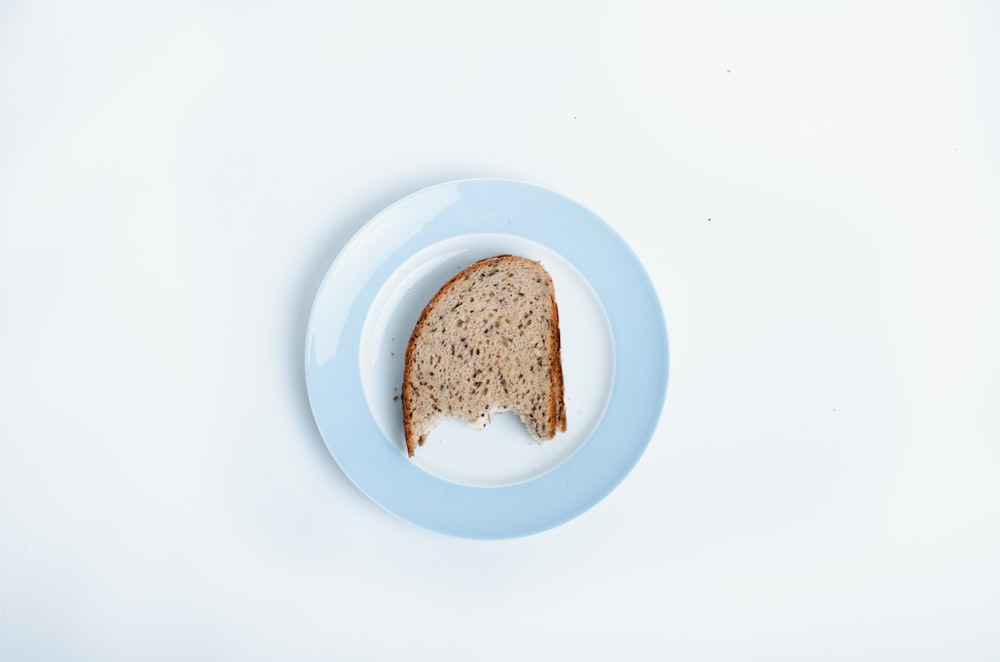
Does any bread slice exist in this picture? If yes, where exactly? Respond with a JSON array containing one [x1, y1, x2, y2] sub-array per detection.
[[401, 255, 567, 457]]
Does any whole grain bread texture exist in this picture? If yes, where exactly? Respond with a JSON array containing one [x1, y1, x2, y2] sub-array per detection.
[[402, 255, 567, 456]]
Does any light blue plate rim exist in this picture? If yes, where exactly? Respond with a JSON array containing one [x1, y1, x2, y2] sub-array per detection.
[[304, 178, 668, 538]]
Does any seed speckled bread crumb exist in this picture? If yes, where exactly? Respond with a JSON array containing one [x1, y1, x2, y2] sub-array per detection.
[[401, 255, 567, 457]]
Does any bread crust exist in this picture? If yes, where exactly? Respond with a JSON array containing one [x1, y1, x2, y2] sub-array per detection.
[[401, 255, 566, 456]]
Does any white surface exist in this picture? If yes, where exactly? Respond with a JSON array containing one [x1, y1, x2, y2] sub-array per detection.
[[358, 232, 615, 487], [1, 0, 998, 659]]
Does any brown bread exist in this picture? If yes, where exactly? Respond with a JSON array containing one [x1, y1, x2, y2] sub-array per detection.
[[401, 255, 567, 456]]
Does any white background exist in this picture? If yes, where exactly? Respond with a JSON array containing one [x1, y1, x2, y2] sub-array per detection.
[[2, 1, 998, 659]]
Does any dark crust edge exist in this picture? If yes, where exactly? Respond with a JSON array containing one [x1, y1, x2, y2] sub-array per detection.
[[401, 254, 567, 457], [547, 275, 567, 436]]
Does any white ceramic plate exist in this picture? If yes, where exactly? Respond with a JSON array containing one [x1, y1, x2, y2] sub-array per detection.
[[305, 179, 667, 538]]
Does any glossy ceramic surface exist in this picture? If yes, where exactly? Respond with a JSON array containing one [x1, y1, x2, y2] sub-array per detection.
[[304, 179, 668, 538]]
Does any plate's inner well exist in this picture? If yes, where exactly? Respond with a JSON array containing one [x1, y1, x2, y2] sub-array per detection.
[[359, 233, 615, 487]]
